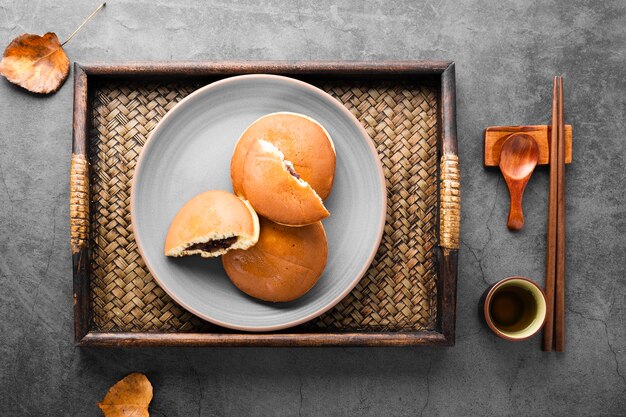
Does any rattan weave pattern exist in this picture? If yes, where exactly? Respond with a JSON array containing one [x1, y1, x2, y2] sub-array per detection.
[[89, 80, 438, 332]]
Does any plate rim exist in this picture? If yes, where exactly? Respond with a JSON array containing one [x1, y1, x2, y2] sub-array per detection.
[[130, 73, 387, 331]]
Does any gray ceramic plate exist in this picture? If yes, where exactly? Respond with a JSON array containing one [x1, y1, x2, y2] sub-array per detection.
[[131, 74, 386, 331]]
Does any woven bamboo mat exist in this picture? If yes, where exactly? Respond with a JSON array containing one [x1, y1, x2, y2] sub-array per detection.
[[89, 79, 439, 333]]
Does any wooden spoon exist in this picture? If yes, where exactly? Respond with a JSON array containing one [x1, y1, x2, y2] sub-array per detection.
[[499, 133, 539, 231]]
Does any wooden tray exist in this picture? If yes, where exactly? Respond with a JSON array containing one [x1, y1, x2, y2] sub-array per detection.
[[71, 61, 459, 347]]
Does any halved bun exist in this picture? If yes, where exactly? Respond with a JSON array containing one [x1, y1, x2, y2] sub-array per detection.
[[164, 190, 259, 258], [222, 218, 328, 302], [241, 140, 329, 226], [231, 112, 336, 200]]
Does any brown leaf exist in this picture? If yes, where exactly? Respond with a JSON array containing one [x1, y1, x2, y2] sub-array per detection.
[[0, 32, 70, 94], [98, 373, 153, 417]]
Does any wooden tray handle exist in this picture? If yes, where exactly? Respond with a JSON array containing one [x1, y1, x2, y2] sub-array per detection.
[[70, 153, 89, 254], [439, 154, 460, 250]]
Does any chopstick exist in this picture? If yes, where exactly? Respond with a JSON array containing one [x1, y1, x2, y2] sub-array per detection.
[[555, 77, 566, 352], [542, 77, 559, 352], [542, 76, 566, 352]]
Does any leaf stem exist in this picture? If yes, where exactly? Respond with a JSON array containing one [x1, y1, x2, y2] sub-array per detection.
[[62, 3, 106, 46]]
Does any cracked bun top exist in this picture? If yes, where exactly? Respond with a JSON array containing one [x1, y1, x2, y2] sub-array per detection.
[[231, 112, 336, 200], [240, 139, 330, 226]]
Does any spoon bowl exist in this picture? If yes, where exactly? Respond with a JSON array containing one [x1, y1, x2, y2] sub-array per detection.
[[499, 134, 539, 230]]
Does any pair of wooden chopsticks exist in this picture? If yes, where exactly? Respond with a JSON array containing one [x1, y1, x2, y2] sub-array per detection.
[[543, 76, 566, 352]]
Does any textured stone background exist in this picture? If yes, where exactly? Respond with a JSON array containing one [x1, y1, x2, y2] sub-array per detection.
[[0, 1, 624, 416]]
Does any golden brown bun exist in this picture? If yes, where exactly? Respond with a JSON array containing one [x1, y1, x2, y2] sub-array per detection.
[[222, 218, 328, 302], [231, 112, 336, 200], [164, 190, 260, 258], [241, 140, 329, 226]]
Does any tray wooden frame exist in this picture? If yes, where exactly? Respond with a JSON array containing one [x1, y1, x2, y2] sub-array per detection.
[[71, 61, 459, 347]]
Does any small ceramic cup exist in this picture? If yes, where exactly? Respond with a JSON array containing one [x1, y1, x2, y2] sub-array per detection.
[[480, 276, 547, 341]]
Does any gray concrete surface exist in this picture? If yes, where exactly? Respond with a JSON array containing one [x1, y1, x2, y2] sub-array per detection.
[[1, 0, 625, 415]]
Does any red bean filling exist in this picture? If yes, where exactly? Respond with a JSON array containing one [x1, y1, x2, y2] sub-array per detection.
[[187, 236, 238, 252], [286, 165, 301, 179]]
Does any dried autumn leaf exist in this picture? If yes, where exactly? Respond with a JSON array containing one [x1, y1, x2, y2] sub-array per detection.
[[98, 373, 153, 417], [0, 3, 105, 94], [0, 32, 70, 94]]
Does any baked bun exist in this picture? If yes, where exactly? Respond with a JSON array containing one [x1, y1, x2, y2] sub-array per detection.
[[241, 139, 329, 226], [231, 112, 336, 200], [222, 218, 328, 302], [164, 190, 259, 258]]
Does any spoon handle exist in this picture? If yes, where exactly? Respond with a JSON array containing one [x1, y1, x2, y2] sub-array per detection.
[[505, 179, 526, 231]]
